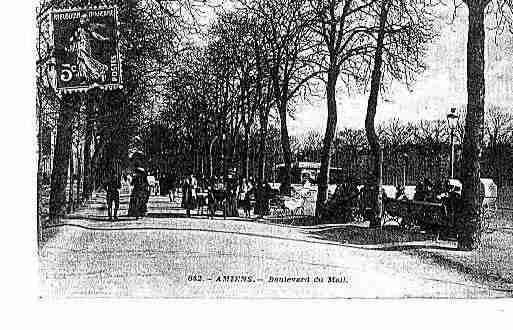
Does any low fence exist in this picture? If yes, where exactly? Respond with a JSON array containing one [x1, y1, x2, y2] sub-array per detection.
[[270, 183, 513, 215]]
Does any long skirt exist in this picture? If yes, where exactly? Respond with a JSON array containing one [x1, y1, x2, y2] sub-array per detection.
[[78, 52, 108, 83], [128, 188, 149, 217], [226, 194, 238, 217], [182, 191, 196, 210]]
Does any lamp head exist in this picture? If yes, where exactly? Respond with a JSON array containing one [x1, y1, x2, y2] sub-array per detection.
[[447, 107, 459, 130]]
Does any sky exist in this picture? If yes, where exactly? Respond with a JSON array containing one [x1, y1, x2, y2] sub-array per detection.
[[289, 14, 513, 135], [196, 2, 513, 136]]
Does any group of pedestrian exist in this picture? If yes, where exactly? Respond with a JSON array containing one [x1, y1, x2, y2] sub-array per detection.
[[412, 177, 463, 215], [181, 173, 259, 218], [101, 157, 278, 220], [413, 178, 458, 203], [177, 172, 278, 218], [227, 176, 277, 218], [100, 159, 151, 220]]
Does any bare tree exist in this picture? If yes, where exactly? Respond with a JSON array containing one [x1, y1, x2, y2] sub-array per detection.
[[486, 105, 513, 146], [363, 0, 436, 227], [364, 0, 389, 227], [39, 0, 203, 221], [336, 128, 368, 148], [308, 0, 376, 216], [380, 118, 414, 149], [240, 0, 320, 194], [484, 105, 513, 185], [412, 119, 449, 146], [308, 0, 435, 220], [296, 130, 323, 161]]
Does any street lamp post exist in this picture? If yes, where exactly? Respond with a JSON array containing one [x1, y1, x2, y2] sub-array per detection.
[[402, 153, 408, 187], [222, 133, 227, 181], [446, 107, 459, 179]]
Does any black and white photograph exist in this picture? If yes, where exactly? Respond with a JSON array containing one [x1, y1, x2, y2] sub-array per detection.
[[33, 0, 513, 299]]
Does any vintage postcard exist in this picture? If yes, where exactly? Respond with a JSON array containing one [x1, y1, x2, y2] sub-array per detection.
[[36, 0, 513, 299]]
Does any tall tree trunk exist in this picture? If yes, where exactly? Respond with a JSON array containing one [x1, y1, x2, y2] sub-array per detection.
[[271, 65, 293, 195], [458, 1, 487, 250], [257, 108, 270, 183], [364, 0, 389, 228], [243, 127, 251, 179], [82, 140, 92, 197], [36, 83, 44, 246], [200, 143, 205, 178], [222, 131, 227, 180], [316, 67, 338, 218], [278, 100, 293, 195], [67, 147, 75, 213], [76, 145, 82, 205], [49, 94, 77, 220], [82, 96, 95, 200]]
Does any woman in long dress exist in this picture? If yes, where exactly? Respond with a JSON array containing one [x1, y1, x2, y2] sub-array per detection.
[[182, 174, 197, 217], [128, 168, 150, 218]]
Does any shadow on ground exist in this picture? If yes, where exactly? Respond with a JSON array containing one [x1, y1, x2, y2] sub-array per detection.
[[410, 248, 513, 287], [64, 212, 222, 220], [63, 215, 138, 222], [144, 212, 223, 219], [307, 224, 513, 291], [307, 225, 443, 247], [265, 215, 317, 226]]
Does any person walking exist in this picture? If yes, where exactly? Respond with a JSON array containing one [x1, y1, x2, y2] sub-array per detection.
[[159, 172, 168, 196], [128, 167, 150, 219], [254, 182, 272, 217], [225, 174, 238, 217], [104, 160, 122, 220], [168, 172, 177, 203], [254, 182, 264, 217], [154, 173, 160, 196], [182, 173, 197, 217], [238, 178, 252, 217]]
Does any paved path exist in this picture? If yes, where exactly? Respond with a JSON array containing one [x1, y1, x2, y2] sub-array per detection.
[[39, 193, 512, 298]]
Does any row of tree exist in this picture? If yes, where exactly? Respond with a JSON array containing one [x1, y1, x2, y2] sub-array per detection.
[[153, 0, 437, 208], [294, 106, 513, 154], [36, 0, 204, 224], [293, 108, 513, 187], [154, 0, 513, 249], [37, 0, 513, 250]]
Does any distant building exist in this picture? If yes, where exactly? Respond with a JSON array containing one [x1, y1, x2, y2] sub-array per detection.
[[275, 162, 345, 184]]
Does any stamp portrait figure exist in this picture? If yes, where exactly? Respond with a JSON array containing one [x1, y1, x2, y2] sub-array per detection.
[[67, 13, 109, 84]]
